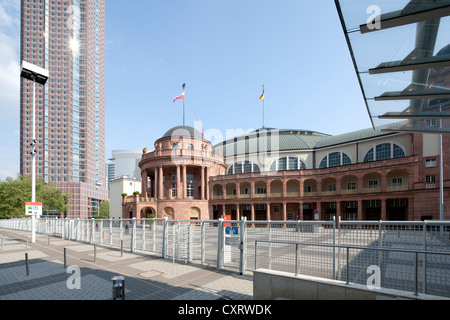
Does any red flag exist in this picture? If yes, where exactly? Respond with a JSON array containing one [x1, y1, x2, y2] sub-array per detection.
[[173, 91, 185, 102]]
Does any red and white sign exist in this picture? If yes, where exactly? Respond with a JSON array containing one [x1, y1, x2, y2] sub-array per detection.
[[25, 202, 42, 216]]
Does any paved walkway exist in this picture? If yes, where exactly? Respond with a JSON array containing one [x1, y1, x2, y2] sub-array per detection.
[[0, 229, 253, 300]]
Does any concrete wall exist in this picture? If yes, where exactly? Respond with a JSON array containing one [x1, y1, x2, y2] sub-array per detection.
[[253, 269, 448, 300]]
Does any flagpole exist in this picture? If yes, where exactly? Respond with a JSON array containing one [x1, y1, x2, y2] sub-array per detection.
[[182, 83, 186, 126], [262, 84, 265, 128]]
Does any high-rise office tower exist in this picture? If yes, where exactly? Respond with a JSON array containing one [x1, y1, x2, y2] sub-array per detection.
[[20, 0, 107, 218]]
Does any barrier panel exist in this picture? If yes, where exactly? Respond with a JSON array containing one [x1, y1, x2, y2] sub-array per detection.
[[1, 217, 449, 297]]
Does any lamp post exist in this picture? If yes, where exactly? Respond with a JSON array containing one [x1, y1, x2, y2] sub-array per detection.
[[20, 61, 49, 243]]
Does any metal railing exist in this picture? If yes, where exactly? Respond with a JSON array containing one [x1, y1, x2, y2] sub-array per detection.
[[254, 239, 450, 297], [1, 217, 449, 297]]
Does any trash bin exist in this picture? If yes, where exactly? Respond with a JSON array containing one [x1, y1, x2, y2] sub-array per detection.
[[112, 276, 125, 300]]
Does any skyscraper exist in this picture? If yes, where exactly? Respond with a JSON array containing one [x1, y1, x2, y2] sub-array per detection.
[[20, 0, 107, 218]]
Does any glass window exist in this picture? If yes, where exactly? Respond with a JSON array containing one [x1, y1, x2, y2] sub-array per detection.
[[256, 187, 266, 194], [278, 157, 287, 171], [426, 158, 436, 167], [299, 160, 306, 170], [342, 153, 351, 165], [392, 177, 403, 186], [243, 161, 252, 173], [186, 183, 194, 197], [171, 183, 177, 197], [368, 180, 379, 188], [319, 157, 327, 169], [328, 152, 341, 167], [393, 144, 405, 158], [376, 143, 391, 161], [288, 157, 298, 170], [364, 148, 374, 162]]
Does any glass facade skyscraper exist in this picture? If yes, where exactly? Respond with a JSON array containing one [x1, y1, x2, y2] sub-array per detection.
[[20, 0, 107, 218]]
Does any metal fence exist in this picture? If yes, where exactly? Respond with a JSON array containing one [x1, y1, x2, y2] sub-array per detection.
[[1, 217, 449, 298]]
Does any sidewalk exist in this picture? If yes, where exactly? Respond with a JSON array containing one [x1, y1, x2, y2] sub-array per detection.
[[0, 229, 253, 300]]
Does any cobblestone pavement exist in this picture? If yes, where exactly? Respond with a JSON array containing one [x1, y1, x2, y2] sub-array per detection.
[[0, 229, 253, 301]]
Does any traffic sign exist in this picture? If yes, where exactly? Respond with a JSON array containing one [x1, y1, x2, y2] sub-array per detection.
[[25, 202, 42, 216], [225, 226, 239, 235]]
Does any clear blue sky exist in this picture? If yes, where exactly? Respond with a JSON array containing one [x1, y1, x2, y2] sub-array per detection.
[[0, 0, 372, 181]]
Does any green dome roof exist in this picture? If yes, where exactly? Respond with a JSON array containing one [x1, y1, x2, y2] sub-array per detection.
[[160, 126, 203, 140], [213, 128, 330, 157]]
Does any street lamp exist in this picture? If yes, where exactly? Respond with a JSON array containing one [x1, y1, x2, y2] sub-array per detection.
[[20, 61, 49, 243]]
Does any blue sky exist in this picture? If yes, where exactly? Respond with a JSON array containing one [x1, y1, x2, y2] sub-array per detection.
[[0, 0, 372, 181]]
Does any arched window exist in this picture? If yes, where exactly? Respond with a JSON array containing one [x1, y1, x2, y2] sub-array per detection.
[[364, 148, 374, 162], [393, 144, 405, 158], [270, 157, 306, 171], [172, 143, 178, 150], [319, 152, 352, 168], [319, 157, 327, 169], [187, 144, 194, 150], [227, 161, 261, 175], [364, 143, 405, 162], [343, 153, 351, 165]]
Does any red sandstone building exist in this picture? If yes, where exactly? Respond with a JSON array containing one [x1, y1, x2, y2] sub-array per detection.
[[122, 123, 450, 222]]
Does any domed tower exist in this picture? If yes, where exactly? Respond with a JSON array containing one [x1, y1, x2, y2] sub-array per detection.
[[126, 125, 226, 220]]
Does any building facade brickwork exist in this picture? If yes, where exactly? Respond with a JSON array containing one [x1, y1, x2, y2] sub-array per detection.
[[123, 125, 450, 222]]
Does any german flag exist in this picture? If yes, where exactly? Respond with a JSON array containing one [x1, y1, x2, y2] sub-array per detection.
[[259, 90, 265, 100]]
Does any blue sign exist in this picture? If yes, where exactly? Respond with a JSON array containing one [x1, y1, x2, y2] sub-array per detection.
[[225, 226, 239, 235]]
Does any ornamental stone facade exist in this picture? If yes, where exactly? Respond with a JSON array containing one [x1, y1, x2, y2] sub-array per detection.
[[122, 125, 450, 222]]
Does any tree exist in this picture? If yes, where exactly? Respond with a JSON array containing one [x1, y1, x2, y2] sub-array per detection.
[[97, 200, 110, 219], [0, 174, 70, 219]]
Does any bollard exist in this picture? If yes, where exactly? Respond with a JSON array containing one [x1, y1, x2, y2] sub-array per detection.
[[94, 244, 96, 262], [25, 253, 29, 276], [64, 248, 67, 269], [1, 237, 3, 250], [48, 234, 50, 246], [111, 276, 125, 300], [120, 240, 123, 257]]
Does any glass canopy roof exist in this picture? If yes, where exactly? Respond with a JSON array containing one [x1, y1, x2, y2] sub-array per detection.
[[335, 0, 450, 133]]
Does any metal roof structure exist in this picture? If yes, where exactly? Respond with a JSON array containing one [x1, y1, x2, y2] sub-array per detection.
[[335, 0, 450, 133]]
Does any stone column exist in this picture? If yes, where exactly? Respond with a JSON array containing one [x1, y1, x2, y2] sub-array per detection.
[[299, 201, 303, 220], [358, 199, 363, 220], [250, 181, 255, 198], [201, 166, 205, 200], [176, 165, 181, 199], [251, 203, 255, 221], [182, 165, 187, 199], [141, 170, 148, 197], [154, 167, 159, 199], [266, 202, 270, 220], [282, 202, 287, 221], [381, 198, 387, 221], [158, 166, 163, 200], [336, 201, 341, 222], [205, 167, 210, 200]]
